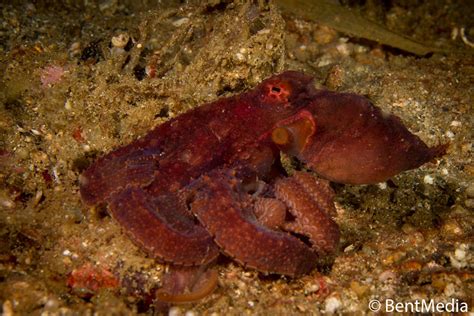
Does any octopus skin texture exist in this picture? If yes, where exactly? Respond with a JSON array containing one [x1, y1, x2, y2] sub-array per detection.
[[79, 71, 446, 282]]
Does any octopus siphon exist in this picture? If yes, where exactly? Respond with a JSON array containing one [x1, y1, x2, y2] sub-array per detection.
[[79, 71, 446, 302]]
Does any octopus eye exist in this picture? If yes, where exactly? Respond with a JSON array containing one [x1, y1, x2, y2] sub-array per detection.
[[267, 82, 291, 104]]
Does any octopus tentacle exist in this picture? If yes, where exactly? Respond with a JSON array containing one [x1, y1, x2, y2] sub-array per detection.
[[80, 149, 159, 205], [187, 170, 318, 277], [290, 171, 336, 217], [108, 188, 219, 266], [274, 172, 339, 255], [156, 266, 218, 304]]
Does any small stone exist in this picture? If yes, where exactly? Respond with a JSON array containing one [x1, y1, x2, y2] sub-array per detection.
[[64, 99, 72, 110], [441, 218, 463, 236], [69, 42, 82, 57], [379, 270, 397, 282], [111, 33, 130, 48], [450, 243, 469, 268], [454, 246, 466, 261], [304, 282, 320, 294], [168, 305, 181, 316], [31, 129, 41, 136], [444, 283, 456, 296], [2, 300, 13, 316], [343, 244, 355, 252], [423, 175, 434, 185], [445, 130, 455, 139], [325, 65, 345, 90], [400, 260, 422, 272], [16, 147, 30, 159], [465, 199, 474, 209], [350, 280, 368, 297], [383, 251, 405, 265], [401, 223, 416, 234], [465, 182, 474, 198], [32, 190, 43, 206], [235, 52, 245, 61], [0, 191, 15, 209], [313, 25, 337, 44], [172, 17, 189, 27], [324, 296, 342, 313]]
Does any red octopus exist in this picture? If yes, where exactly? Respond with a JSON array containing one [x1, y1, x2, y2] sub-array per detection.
[[79, 71, 445, 300]]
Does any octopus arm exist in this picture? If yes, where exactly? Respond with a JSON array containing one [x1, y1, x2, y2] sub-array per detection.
[[187, 170, 318, 277], [80, 148, 160, 205], [274, 172, 339, 255], [107, 187, 219, 266]]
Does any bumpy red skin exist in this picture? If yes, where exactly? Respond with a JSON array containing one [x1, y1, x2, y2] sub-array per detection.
[[80, 71, 444, 277]]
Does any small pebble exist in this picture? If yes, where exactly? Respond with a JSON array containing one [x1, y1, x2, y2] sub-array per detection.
[[466, 182, 474, 198], [324, 296, 342, 313], [69, 42, 81, 57], [401, 223, 416, 235], [64, 99, 72, 110], [445, 130, 455, 139], [0, 191, 15, 209], [350, 280, 368, 297], [441, 218, 463, 236], [423, 175, 434, 185], [465, 199, 474, 208], [450, 243, 469, 268], [44, 297, 60, 309], [32, 190, 43, 206], [111, 33, 130, 48], [343, 244, 355, 252], [454, 246, 466, 261], [2, 300, 13, 316], [31, 129, 41, 136], [444, 283, 456, 296], [377, 182, 387, 190], [168, 306, 181, 316], [379, 270, 397, 282], [235, 52, 245, 61], [172, 17, 189, 27], [304, 282, 320, 294]]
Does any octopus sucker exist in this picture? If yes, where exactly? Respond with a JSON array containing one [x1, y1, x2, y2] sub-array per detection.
[[253, 197, 287, 229], [274, 173, 339, 255], [80, 71, 445, 300], [188, 170, 318, 277]]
